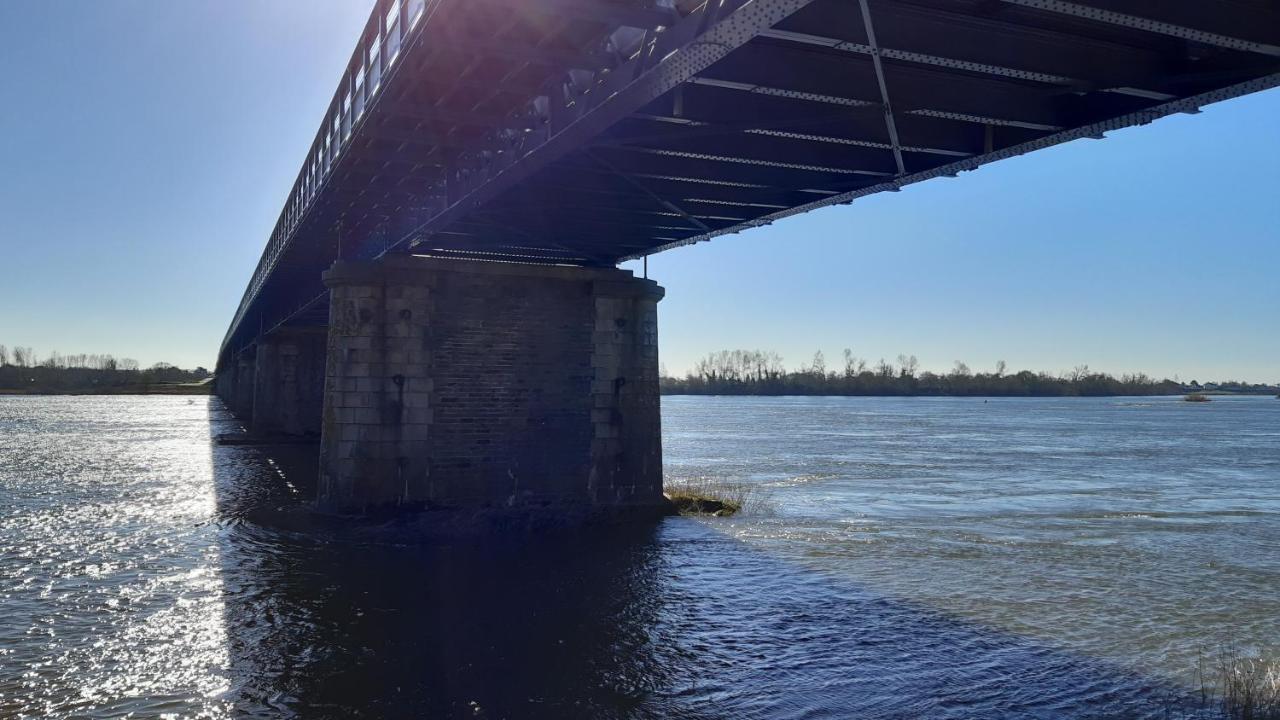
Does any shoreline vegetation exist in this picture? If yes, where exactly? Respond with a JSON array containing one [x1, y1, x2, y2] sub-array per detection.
[[2, 344, 1275, 399], [661, 350, 1279, 398], [1194, 643, 1280, 720], [0, 345, 211, 395], [664, 477, 768, 517]]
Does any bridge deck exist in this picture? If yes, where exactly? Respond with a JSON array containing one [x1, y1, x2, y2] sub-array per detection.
[[221, 0, 1280, 362]]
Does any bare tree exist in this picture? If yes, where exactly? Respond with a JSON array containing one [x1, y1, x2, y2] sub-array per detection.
[[842, 349, 868, 379], [995, 360, 1007, 377], [693, 349, 784, 384], [119, 358, 139, 371], [951, 361, 971, 378], [875, 358, 894, 378], [810, 350, 826, 378], [0, 344, 7, 366], [897, 354, 920, 379]]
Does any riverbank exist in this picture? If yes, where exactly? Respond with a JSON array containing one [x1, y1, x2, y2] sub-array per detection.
[[0, 362, 213, 396], [664, 351, 1278, 397], [0, 382, 212, 396], [660, 386, 1279, 398]]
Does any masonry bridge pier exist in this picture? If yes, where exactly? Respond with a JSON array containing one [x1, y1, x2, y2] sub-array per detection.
[[216, 0, 1279, 516], [218, 257, 663, 514]]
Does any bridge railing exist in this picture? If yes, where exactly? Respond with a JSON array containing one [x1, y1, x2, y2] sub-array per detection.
[[221, 0, 436, 359]]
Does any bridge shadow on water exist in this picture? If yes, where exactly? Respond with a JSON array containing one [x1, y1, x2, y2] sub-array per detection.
[[205, 400, 1202, 720]]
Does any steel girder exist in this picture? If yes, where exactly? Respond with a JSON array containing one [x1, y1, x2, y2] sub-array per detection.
[[219, 0, 1280, 367]]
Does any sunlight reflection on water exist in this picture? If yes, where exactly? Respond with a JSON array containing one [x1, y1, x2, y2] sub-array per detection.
[[0, 397, 230, 719]]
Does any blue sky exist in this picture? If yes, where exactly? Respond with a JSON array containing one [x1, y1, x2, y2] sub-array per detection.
[[1, 2, 1276, 382]]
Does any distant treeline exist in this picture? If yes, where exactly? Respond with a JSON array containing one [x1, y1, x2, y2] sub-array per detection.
[[0, 344, 210, 394], [661, 350, 1280, 397]]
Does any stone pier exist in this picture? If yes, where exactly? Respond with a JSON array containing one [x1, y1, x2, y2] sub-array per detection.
[[233, 350, 256, 419], [251, 327, 327, 436], [318, 256, 664, 515], [214, 359, 237, 408]]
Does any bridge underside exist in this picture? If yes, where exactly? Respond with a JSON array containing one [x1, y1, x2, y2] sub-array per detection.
[[225, 0, 1280, 357], [216, 0, 1279, 514]]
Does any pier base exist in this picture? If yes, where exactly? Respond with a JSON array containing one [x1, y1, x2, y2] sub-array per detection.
[[317, 256, 664, 514], [252, 327, 326, 436], [234, 352, 255, 419]]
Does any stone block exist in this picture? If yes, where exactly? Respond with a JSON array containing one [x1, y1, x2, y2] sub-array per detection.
[[402, 391, 431, 409], [404, 407, 434, 425]]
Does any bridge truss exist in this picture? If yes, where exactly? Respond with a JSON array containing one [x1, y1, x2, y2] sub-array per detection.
[[220, 0, 1280, 366]]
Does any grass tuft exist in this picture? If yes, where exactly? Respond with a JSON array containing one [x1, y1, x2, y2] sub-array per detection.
[[1185, 393, 1212, 402], [664, 477, 769, 517], [1198, 643, 1280, 720]]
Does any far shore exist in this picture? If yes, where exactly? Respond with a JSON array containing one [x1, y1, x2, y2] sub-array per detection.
[[659, 391, 1278, 399], [0, 383, 212, 396]]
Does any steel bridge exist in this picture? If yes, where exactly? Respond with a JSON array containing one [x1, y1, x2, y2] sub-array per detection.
[[220, 0, 1280, 366], [213, 0, 1278, 513]]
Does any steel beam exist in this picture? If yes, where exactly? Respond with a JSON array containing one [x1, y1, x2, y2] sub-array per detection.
[[587, 151, 711, 231], [998, 0, 1280, 57], [386, 0, 823, 253], [620, 71, 1280, 261], [758, 28, 1080, 86], [629, 85, 988, 154], [855, 0, 906, 175], [472, 0, 675, 31], [698, 40, 1075, 130]]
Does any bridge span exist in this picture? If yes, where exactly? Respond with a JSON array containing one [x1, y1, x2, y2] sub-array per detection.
[[215, 0, 1280, 514]]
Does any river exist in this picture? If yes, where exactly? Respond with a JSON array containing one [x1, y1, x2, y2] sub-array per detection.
[[0, 395, 1276, 718]]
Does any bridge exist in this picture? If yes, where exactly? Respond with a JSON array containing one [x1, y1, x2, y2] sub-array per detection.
[[215, 0, 1280, 514]]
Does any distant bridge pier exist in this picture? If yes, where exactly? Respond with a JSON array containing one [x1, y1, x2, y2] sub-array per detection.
[[316, 256, 664, 514], [214, 360, 236, 410], [252, 327, 327, 437], [233, 351, 256, 420]]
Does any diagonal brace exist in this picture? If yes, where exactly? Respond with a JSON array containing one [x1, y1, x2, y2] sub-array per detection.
[[857, 0, 906, 176]]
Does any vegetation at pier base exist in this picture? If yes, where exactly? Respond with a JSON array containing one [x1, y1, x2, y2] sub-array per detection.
[[1185, 393, 1212, 403], [1090, 645, 1279, 720], [0, 344, 210, 395], [1196, 644, 1280, 720], [660, 350, 1280, 398], [664, 478, 767, 517]]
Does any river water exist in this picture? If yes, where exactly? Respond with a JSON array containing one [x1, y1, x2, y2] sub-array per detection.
[[0, 395, 1276, 719]]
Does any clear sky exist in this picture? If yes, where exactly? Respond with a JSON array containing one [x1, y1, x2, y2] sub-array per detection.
[[1, 2, 1276, 382]]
